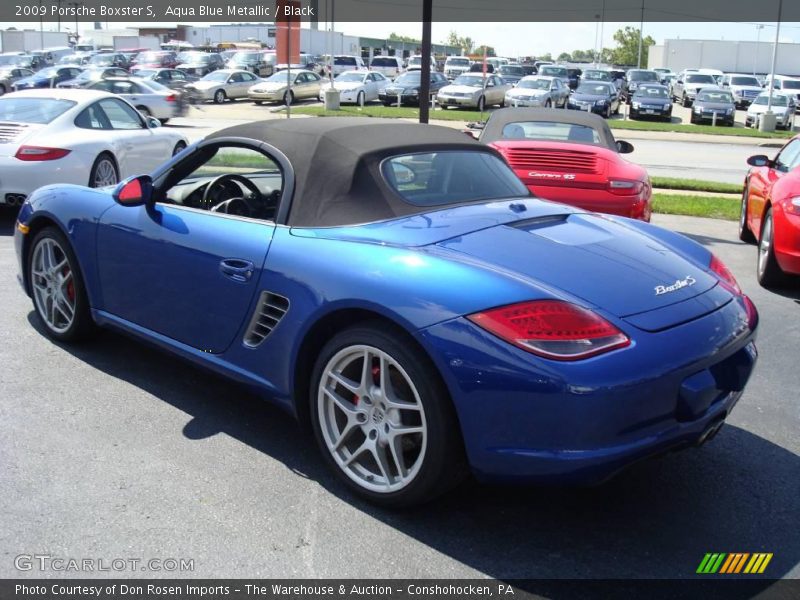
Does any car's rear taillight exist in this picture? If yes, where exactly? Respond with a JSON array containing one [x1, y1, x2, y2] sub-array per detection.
[[14, 146, 71, 161], [608, 179, 644, 195], [709, 254, 741, 295], [165, 94, 176, 102], [467, 300, 630, 361]]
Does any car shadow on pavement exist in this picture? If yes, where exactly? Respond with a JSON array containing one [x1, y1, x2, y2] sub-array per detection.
[[28, 316, 800, 583]]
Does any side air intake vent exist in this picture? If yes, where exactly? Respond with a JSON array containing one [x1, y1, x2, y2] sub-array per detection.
[[243, 292, 290, 348]]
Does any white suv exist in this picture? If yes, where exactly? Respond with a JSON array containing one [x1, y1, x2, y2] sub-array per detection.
[[329, 55, 366, 77], [369, 56, 402, 78], [444, 56, 471, 80], [406, 55, 437, 72], [720, 73, 763, 108]]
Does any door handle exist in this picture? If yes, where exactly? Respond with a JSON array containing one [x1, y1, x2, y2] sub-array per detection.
[[219, 259, 254, 283]]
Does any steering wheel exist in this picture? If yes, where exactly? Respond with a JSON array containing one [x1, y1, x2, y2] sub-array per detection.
[[202, 174, 262, 212]]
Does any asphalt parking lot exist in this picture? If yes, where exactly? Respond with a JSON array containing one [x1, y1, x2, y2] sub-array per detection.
[[0, 204, 797, 579]]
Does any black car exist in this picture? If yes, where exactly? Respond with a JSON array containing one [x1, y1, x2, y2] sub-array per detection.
[[131, 68, 199, 91], [566, 68, 583, 90], [690, 88, 735, 126], [379, 71, 449, 106], [567, 81, 620, 118], [176, 51, 225, 77], [11, 66, 83, 91], [630, 84, 673, 121], [56, 66, 130, 89], [624, 69, 660, 102], [497, 65, 526, 86]]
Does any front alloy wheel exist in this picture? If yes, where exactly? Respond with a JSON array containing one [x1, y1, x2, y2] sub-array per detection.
[[757, 208, 787, 287], [311, 325, 466, 507]]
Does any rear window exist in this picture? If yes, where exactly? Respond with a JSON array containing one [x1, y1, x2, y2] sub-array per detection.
[[731, 76, 760, 86], [500, 121, 602, 145], [540, 66, 567, 77], [335, 56, 357, 66], [686, 74, 716, 84], [0, 97, 75, 124], [628, 71, 658, 82], [371, 57, 397, 67], [382, 151, 528, 207]]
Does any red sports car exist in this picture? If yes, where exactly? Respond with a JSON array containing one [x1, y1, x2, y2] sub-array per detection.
[[740, 136, 800, 287], [479, 108, 652, 221]]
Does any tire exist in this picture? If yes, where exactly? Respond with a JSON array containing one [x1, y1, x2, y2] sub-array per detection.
[[310, 323, 467, 508], [158, 118, 169, 125], [357, 91, 365, 106], [88, 153, 118, 188], [136, 105, 151, 117], [172, 141, 187, 156], [757, 207, 788, 287], [27, 227, 94, 342], [213, 89, 226, 104], [682, 93, 690, 107], [606, 106, 612, 119], [477, 96, 486, 112], [253, 100, 262, 105], [739, 186, 756, 243], [544, 99, 551, 108], [499, 96, 505, 108], [284, 90, 295, 106]]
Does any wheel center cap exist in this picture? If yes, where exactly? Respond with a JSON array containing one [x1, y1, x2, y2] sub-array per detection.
[[371, 408, 385, 425]]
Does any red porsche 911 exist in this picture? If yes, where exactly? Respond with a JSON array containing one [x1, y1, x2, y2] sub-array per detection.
[[740, 135, 800, 287], [479, 108, 652, 221]]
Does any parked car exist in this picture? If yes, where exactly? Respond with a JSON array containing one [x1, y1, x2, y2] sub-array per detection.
[[671, 72, 718, 107], [11, 67, 84, 91], [503, 75, 569, 108], [0, 66, 35, 95], [318, 70, 387, 104], [406, 55, 437, 73], [184, 69, 263, 104], [480, 108, 650, 220], [12, 117, 758, 507], [582, 69, 613, 83], [624, 69, 660, 102], [740, 136, 800, 286], [0, 89, 186, 208], [690, 88, 736, 126], [176, 51, 225, 77], [379, 71, 449, 106], [720, 73, 762, 108], [496, 65, 526, 86], [0, 52, 25, 67], [89, 53, 129, 69], [131, 68, 199, 91], [275, 54, 324, 76], [57, 67, 130, 89], [435, 73, 511, 111], [58, 53, 94, 67], [653, 68, 674, 84], [537, 65, 570, 86], [224, 51, 270, 77], [567, 81, 621, 118], [13, 55, 48, 71], [87, 78, 187, 123], [745, 93, 796, 130], [443, 56, 471, 80], [629, 84, 673, 121], [327, 55, 367, 77], [247, 70, 323, 105], [566, 68, 582, 90], [131, 51, 178, 72], [763, 75, 800, 110], [370, 56, 403, 78]]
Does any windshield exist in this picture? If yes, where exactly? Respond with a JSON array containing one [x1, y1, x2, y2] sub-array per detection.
[[202, 71, 230, 82], [686, 74, 716, 84], [336, 72, 365, 82], [0, 55, 20, 66], [540, 66, 567, 77], [90, 55, 115, 65], [34, 67, 59, 79], [383, 151, 528, 206], [395, 72, 422, 84], [0, 97, 75, 123], [731, 76, 759, 86], [452, 74, 485, 87], [231, 52, 259, 63], [177, 51, 203, 62], [583, 70, 611, 81], [446, 58, 469, 66], [517, 79, 550, 90], [577, 83, 612, 95], [754, 95, 788, 106], [408, 57, 423, 66], [499, 66, 524, 76], [628, 71, 658, 82], [132, 69, 158, 78], [265, 72, 297, 83], [634, 86, 669, 99], [697, 90, 734, 103], [500, 121, 602, 144], [75, 69, 105, 81], [137, 52, 163, 63]]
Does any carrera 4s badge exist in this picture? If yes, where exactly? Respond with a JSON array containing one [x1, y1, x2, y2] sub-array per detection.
[[528, 172, 577, 180], [655, 275, 697, 295]]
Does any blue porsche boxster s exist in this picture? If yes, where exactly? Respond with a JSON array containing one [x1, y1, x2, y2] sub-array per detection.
[[14, 118, 758, 507]]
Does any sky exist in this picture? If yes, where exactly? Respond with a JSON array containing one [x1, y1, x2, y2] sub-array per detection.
[[4, 20, 800, 57]]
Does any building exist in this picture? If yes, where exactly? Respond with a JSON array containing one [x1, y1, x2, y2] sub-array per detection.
[[649, 39, 800, 77]]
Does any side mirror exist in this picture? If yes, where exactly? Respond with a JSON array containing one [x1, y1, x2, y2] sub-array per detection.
[[616, 140, 634, 154], [747, 155, 771, 167], [146, 116, 161, 128], [390, 163, 417, 185], [113, 175, 153, 207]]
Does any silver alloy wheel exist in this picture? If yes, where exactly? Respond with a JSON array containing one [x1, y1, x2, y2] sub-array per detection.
[[318, 344, 427, 493], [93, 158, 117, 187], [739, 190, 748, 234], [758, 213, 773, 277], [31, 238, 76, 334]]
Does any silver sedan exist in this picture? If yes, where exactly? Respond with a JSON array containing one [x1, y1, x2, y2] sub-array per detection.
[[504, 75, 570, 108], [184, 69, 263, 104], [0, 66, 34, 95], [436, 73, 512, 111]]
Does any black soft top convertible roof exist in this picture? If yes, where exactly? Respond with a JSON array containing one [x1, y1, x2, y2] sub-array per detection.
[[478, 107, 617, 150], [208, 118, 493, 227]]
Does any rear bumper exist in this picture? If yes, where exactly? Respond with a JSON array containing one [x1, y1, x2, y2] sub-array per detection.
[[419, 295, 758, 484], [0, 154, 94, 204], [774, 207, 800, 275], [527, 185, 651, 221]]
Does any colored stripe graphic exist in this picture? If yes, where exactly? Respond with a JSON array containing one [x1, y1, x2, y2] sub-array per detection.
[[699, 553, 773, 575], [720, 553, 749, 573], [744, 553, 773, 574], [697, 553, 727, 574]]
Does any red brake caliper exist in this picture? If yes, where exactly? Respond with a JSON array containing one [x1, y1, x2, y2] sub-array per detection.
[[63, 267, 75, 301]]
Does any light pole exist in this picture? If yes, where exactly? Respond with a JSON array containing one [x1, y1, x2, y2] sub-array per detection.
[[754, 24, 764, 76], [637, 0, 645, 68], [766, 0, 783, 114]]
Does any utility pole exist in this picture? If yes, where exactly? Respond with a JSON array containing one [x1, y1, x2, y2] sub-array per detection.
[[419, 0, 432, 124], [637, 0, 645, 68], [69, 2, 81, 43], [54, 0, 63, 32], [767, 0, 783, 113], [754, 24, 764, 75], [38, 0, 44, 50]]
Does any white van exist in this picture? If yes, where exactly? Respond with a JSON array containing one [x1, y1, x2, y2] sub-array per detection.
[[406, 55, 437, 72], [328, 55, 366, 77], [41, 47, 74, 65], [370, 56, 402, 78]]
